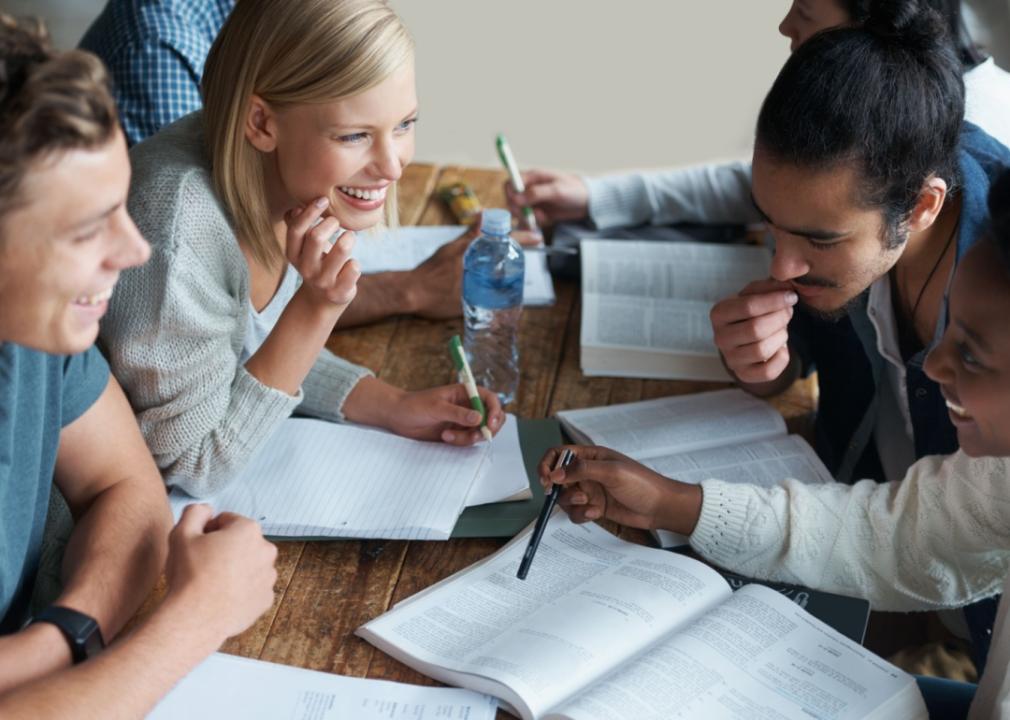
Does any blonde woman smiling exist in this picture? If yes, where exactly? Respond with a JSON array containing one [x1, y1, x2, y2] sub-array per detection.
[[101, 0, 504, 495]]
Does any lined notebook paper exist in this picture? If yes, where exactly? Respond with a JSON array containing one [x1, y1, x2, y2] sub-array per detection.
[[168, 418, 490, 540], [464, 414, 530, 506]]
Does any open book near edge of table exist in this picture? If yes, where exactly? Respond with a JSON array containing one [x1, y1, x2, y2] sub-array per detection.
[[556, 388, 833, 547], [358, 513, 926, 720], [149, 652, 498, 720], [354, 225, 555, 306], [580, 239, 770, 381], [167, 414, 530, 541]]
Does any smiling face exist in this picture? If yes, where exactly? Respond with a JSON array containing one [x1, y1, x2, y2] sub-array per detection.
[[264, 60, 417, 233], [751, 152, 905, 318], [0, 130, 150, 354], [779, 0, 852, 51], [924, 238, 1010, 457]]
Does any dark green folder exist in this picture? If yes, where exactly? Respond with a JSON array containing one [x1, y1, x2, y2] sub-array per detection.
[[449, 418, 562, 539]]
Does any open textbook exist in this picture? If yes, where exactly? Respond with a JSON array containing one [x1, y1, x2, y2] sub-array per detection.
[[359, 514, 926, 720], [580, 239, 770, 381], [354, 225, 555, 306], [556, 388, 832, 547], [168, 415, 529, 540], [149, 652, 497, 719]]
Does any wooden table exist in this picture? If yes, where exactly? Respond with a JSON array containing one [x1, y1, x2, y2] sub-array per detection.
[[170, 163, 820, 711]]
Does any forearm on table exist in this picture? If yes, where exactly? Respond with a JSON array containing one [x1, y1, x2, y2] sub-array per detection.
[[334, 271, 414, 328], [654, 482, 704, 538], [340, 376, 404, 429], [0, 480, 170, 696], [58, 477, 171, 640], [0, 595, 225, 719]]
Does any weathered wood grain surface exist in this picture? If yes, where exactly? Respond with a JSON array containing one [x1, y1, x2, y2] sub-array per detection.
[[163, 162, 818, 716]]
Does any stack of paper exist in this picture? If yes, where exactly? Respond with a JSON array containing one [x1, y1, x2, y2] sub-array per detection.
[[168, 414, 529, 540], [149, 653, 498, 719]]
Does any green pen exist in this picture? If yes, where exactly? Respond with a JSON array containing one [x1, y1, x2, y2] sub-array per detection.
[[449, 335, 493, 442], [496, 133, 541, 235]]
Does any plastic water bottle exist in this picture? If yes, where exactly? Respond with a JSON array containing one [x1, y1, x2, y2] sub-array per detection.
[[462, 209, 525, 405]]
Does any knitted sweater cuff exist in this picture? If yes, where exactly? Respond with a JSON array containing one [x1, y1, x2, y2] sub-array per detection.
[[298, 351, 374, 423], [231, 364, 304, 422], [689, 480, 754, 568], [586, 174, 653, 230], [164, 367, 302, 497]]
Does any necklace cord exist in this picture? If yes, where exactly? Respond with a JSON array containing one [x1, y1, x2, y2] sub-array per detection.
[[909, 208, 960, 323]]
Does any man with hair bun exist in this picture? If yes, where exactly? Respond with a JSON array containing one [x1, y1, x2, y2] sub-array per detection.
[[540, 166, 1010, 718], [0, 16, 277, 716], [708, 2, 1010, 673]]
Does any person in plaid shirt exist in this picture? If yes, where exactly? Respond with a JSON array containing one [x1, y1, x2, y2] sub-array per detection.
[[79, 0, 234, 147]]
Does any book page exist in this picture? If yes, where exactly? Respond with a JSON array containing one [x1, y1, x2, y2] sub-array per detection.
[[359, 514, 732, 720], [581, 240, 771, 302], [580, 294, 718, 355], [149, 652, 498, 719], [579, 240, 769, 379], [464, 415, 530, 506], [550, 584, 925, 720], [645, 435, 833, 548], [644, 435, 832, 485], [168, 418, 487, 540], [556, 389, 786, 460], [352, 225, 555, 306]]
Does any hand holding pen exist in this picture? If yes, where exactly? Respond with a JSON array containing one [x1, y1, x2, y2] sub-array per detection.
[[448, 335, 495, 442], [503, 167, 591, 228], [518, 448, 575, 580], [497, 133, 541, 235], [535, 445, 703, 536]]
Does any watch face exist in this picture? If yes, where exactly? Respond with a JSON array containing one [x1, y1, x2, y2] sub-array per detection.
[[33, 606, 105, 663]]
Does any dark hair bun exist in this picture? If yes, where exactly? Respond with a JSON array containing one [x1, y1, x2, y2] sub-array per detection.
[[864, 0, 947, 52]]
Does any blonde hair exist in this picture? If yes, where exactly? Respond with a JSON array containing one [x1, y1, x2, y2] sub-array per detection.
[[202, 0, 414, 267]]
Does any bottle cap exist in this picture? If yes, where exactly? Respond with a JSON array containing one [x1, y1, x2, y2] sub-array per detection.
[[480, 208, 512, 236]]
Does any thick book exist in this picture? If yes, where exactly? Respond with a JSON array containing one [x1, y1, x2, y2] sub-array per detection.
[[579, 239, 770, 381], [358, 513, 926, 720], [713, 569, 871, 645], [556, 388, 832, 547]]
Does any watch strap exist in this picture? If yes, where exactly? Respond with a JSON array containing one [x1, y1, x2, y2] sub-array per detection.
[[30, 605, 105, 664]]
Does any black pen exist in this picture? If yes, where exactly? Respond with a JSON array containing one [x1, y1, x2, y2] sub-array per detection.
[[517, 449, 575, 580]]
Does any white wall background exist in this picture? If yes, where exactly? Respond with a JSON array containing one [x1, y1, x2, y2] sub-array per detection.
[[390, 1, 790, 173], [8, 1, 1009, 174]]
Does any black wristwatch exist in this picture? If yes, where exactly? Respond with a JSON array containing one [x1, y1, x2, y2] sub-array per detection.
[[29, 605, 105, 664]]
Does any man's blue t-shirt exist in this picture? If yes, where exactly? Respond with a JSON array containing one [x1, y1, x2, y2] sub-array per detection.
[[0, 344, 109, 633]]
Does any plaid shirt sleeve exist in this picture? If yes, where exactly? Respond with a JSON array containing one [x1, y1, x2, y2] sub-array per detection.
[[107, 39, 204, 146]]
